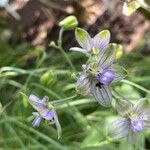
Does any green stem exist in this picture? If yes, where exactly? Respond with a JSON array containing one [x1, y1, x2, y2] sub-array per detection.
[[57, 27, 76, 71], [121, 79, 150, 94], [93, 137, 112, 147], [59, 47, 76, 71], [58, 27, 64, 47]]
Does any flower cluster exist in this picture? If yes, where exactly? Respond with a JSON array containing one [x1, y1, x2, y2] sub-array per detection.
[[70, 28, 126, 107], [26, 27, 149, 143], [70, 27, 150, 143], [28, 94, 61, 139]]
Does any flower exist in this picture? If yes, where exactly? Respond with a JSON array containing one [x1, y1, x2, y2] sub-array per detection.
[[28, 94, 62, 139], [59, 15, 78, 30], [108, 98, 150, 140], [70, 28, 110, 56], [76, 43, 126, 107]]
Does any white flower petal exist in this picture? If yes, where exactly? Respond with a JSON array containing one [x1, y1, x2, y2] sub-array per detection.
[[75, 28, 92, 52], [115, 99, 133, 117], [97, 44, 117, 70], [76, 74, 92, 96], [69, 47, 90, 56], [108, 118, 130, 140], [93, 30, 110, 54], [91, 83, 112, 107]]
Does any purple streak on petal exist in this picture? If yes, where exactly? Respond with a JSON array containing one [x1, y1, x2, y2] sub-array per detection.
[[32, 115, 42, 127], [108, 118, 130, 140], [91, 82, 112, 107], [100, 49, 117, 70], [93, 31, 110, 55], [98, 49, 116, 69], [76, 74, 92, 96], [131, 118, 144, 132], [96, 69, 115, 85]]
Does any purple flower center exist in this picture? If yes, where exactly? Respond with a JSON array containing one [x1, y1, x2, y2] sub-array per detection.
[[44, 111, 54, 120], [131, 118, 144, 132], [96, 69, 115, 85]]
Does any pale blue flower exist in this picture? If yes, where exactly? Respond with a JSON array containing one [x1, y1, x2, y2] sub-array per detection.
[[108, 98, 150, 140], [28, 94, 62, 139], [76, 44, 126, 107]]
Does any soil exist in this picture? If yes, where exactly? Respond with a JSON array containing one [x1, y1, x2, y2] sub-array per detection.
[[4, 0, 150, 53]]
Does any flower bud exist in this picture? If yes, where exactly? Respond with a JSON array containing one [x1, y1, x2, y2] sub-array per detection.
[[59, 15, 78, 30], [49, 41, 56, 47], [40, 70, 56, 85]]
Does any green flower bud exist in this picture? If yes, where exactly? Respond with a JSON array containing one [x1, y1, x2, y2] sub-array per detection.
[[49, 41, 56, 48], [59, 15, 78, 30], [40, 70, 56, 86]]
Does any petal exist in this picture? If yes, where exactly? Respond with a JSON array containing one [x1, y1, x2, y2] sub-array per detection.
[[115, 99, 133, 117], [53, 109, 62, 139], [44, 111, 54, 120], [76, 74, 92, 96], [111, 64, 127, 82], [133, 98, 150, 114], [29, 94, 43, 104], [93, 30, 110, 54], [69, 47, 90, 56], [108, 118, 130, 140], [29, 95, 52, 119], [128, 132, 140, 145], [133, 98, 150, 127], [144, 119, 150, 130], [91, 82, 112, 107], [75, 28, 92, 52], [98, 44, 117, 69], [28, 94, 45, 111], [32, 113, 42, 127]]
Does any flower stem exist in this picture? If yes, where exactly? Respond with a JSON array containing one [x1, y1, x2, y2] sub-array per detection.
[[57, 27, 76, 71]]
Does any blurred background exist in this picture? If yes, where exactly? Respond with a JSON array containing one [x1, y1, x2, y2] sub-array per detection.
[[0, 0, 150, 149]]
